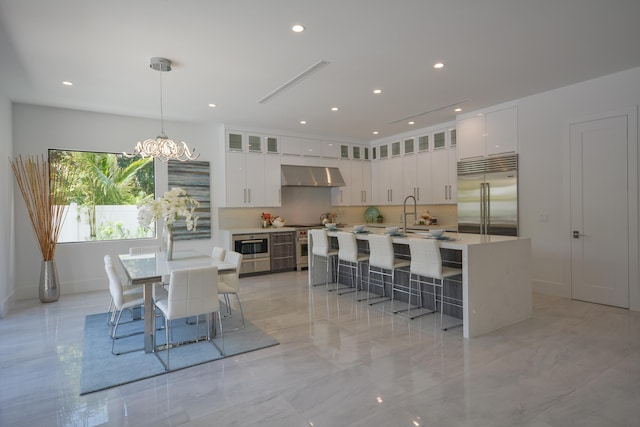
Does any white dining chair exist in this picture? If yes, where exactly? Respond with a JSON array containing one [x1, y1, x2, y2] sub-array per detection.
[[211, 246, 226, 261], [407, 238, 463, 326], [309, 229, 338, 290], [154, 265, 224, 370], [336, 231, 369, 295], [366, 234, 410, 307], [218, 250, 245, 330], [104, 255, 145, 355]]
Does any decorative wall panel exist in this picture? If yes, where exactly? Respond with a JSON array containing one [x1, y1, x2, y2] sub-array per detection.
[[168, 160, 211, 240]]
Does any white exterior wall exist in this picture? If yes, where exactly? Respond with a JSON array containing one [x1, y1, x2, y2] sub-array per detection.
[[0, 90, 14, 316]]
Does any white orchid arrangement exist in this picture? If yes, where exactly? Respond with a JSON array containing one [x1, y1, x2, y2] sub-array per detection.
[[137, 187, 200, 232]]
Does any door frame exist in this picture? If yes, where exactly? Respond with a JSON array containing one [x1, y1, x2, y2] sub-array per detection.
[[563, 106, 639, 311]]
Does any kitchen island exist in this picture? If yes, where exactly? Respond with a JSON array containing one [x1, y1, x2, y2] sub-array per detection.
[[309, 229, 532, 339]]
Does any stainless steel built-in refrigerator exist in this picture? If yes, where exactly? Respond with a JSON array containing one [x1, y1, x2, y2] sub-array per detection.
[[457, 154, 518, 236]]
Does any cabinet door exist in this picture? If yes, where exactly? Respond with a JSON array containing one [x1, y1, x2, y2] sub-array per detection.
[[227, 132, 244, 152], [374, 160, 390, 204], [388, 156, 404, 204], [281, 136, 300, 156], [457, 115, 486, 160], [244, 153, 265, 207], [447, 147, 458, 203], [402, 153, 418, 199], [486, 106, 518, 156], [415, 150, 433, 204], [431, 148, 450, 204], [301, 139, 322, 157], [225, 151, 247, 207], [264, 154, 281, 207], [361, 161, 371, 205], [322, 141, 341, 159]]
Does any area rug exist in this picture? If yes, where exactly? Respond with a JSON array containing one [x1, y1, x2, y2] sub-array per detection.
[[80, 308, 278, 395]]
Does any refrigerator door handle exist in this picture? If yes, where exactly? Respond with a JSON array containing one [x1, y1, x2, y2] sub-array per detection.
[[485, 182, 491, 233], [479, 183, 485, 234]]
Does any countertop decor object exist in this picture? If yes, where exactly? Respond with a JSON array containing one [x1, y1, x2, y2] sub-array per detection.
[[11, 154, 71, 302], [137, 187, 200, 260], [364, 207, 380, 223]]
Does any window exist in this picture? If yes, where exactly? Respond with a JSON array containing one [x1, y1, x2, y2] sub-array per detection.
[[49, 149, 155, 242]]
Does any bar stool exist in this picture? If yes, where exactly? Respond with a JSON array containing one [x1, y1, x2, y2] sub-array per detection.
[[366, 234, 410, 306], [336, 231, 369, 295], [407, 238, 463, 327], [309, 229, 338, 289]]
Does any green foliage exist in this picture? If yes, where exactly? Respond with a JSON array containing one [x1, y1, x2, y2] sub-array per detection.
[[49, 150, 154, 238]]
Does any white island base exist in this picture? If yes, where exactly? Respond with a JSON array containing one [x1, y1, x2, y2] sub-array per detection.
[[309, 231, 532, 339]]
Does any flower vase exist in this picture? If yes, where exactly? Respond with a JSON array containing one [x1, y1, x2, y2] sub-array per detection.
[[163, 225, 174, 261], [39, 259, 60, 303]]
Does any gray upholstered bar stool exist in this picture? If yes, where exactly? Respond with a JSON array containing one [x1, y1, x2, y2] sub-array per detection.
[[336, 231, 369, 295], [407, 238, 463, 327], [366, 234, 410, 306], [309, 229, 338, 289]]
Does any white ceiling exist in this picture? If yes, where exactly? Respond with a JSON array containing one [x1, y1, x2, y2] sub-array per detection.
[[1, 0, 639, 142]]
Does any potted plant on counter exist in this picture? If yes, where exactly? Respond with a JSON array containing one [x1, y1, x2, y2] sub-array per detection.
[[10, 154, 71, 302]]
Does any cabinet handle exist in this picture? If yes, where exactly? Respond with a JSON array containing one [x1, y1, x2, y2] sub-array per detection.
[[444, 186, 447, 200], [449, 185, 452, 200], [244, 188, 247, 203]]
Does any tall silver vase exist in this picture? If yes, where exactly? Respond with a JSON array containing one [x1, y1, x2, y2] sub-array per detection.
[[39, 260, 60, 303], [164, 225, 174, 261]]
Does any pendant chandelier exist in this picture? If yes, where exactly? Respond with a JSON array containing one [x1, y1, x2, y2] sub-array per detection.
[[125, 57, 199, 162]]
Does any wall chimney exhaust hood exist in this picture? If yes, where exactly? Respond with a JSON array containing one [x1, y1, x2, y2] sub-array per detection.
[[281, 165, 346, 187]]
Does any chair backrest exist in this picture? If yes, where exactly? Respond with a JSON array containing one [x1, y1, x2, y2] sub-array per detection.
[[309, 229, 331, 257], [104, 254, 125, 308], [408, 238, 443, 279], [220, 250, 243, 291], [129, 246, 160, 255], [337, 231, 360, 263], [367, 234, 395, 270], [166, 266, 219, 320], [211, 246, 226, 261]]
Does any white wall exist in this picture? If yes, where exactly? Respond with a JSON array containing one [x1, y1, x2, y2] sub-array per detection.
[[0, 91, 15, 316], [12, 104, 225, 300], [517, 67, 640, 309]]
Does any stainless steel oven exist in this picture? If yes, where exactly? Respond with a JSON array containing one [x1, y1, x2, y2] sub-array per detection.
[[295, 229, 309, 271], [232, 233, 270, 275]]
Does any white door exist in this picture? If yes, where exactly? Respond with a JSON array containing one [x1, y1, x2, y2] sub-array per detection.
[[570, 114, 629, 308]]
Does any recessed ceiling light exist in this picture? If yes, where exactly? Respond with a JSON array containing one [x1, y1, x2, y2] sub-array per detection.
[[62, 81, 73, 86], [300, 120, 307, 125], [331, 107, 339, 111], [454, 108, 462, 112], [434, 62, 444, 69], [208, 103, 217, 108], [373, 89, 382, 94], [372, 131, 379, 135], [292, 24, 305, 33], [408, 121, 415, 125]]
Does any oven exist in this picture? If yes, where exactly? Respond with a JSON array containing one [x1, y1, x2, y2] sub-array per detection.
[[293, 225, 324, 271], [232, 233, 271, 275], [295, 229, 309, 271]]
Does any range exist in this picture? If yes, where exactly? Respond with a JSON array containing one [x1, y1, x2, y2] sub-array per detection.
[[288, 224, 325, 271]]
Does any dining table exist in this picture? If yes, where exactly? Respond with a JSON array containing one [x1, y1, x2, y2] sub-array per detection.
[[118, 249, 235, 353]]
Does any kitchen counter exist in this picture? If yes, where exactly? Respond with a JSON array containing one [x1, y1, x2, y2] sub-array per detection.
[[220, 226, 296, 234], [311, 229, 532, 339]]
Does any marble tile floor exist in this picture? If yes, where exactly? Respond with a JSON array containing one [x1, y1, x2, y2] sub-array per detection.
[[1, 270, 639, 427]]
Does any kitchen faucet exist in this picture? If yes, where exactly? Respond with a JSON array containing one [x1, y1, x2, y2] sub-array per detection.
[[402, 195, 417, 234]]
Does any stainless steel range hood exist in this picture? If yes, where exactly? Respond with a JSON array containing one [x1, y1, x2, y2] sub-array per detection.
[[281, 165, 346, 187]]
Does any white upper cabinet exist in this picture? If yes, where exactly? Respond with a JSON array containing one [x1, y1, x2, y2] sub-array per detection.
[[281, 136, 301, 156], [485, 106, 517, 156], [322, 141, 341, 159], [457, 105, 518, 160]]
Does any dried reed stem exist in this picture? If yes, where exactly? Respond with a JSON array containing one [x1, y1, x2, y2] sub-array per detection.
[[10, 154, 71, 261]]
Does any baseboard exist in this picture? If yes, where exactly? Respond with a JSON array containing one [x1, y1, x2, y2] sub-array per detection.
[[532, 279, 570, 298]]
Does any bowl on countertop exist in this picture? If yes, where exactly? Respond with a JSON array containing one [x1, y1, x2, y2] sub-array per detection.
[[353, 224, 365, 232], [271, 219, 286, 228], [325, 223, 337, 230], [385, 226, 399, 234], [429, 229, 444, 237]]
